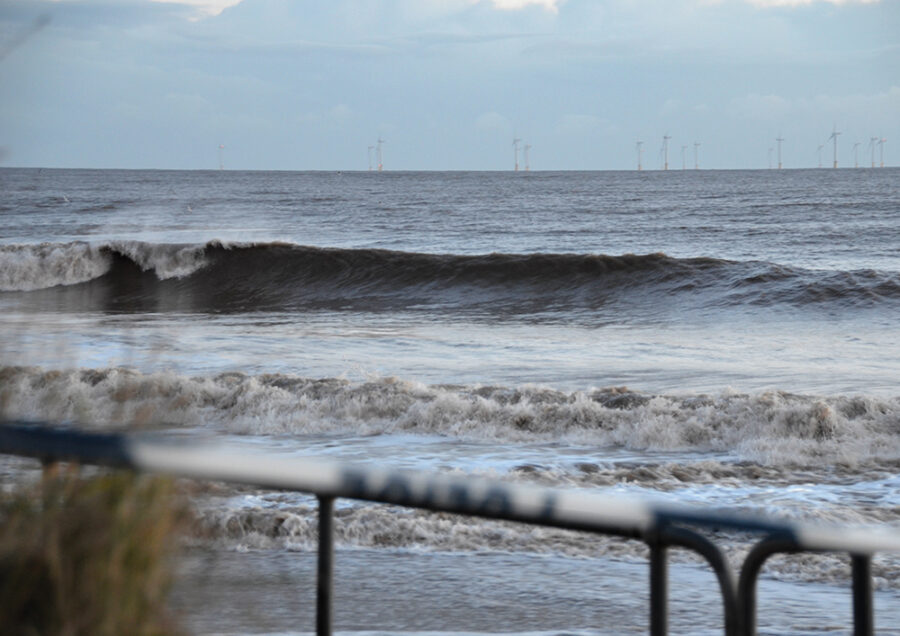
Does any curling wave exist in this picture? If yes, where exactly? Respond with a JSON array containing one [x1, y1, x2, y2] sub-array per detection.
[[1, 241, 898, 315], [0, 241, 208, 291]]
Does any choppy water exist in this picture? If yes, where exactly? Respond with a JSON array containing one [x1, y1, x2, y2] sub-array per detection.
[[1, 167, 899, 633]]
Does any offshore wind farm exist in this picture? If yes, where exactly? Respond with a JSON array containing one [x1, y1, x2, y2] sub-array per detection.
[[362, 128, 890, 172]]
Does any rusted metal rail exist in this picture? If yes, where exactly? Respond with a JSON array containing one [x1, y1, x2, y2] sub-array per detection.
[[1, 422, 898, 636]]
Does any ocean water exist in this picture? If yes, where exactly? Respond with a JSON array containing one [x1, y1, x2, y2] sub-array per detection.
[[1, 167, 899, 633]]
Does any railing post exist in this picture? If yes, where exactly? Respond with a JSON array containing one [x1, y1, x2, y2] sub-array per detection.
[[851, 554, 873, 636], [657, 525, 739, 636], [317, 495, 335, 636], [649, 539, 668, 636]]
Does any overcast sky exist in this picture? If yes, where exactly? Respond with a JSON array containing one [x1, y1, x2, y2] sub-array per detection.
[[0, 0, 897, 170]]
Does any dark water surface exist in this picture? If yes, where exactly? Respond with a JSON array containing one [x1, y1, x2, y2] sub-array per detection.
[[2, 168, 899, 633]]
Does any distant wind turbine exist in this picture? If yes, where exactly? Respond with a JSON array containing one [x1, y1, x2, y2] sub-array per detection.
[[512, 137, 521, 171], [376, 138, 385, 172], [693, 142, 700, 170], [662, 135, 671, 171], [828, 125, 841, 169], [879, 137, 887, 168], [869, 137, 878, 168], [636, 141, 644, 171]]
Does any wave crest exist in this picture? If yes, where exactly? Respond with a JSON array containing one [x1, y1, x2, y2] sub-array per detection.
[[2, 366, 898, 467], [0, 241, 209, 291], [0, 242, 111, 291], [3, 241, 898, 315]]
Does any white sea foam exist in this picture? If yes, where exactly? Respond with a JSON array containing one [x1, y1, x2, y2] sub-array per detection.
[[0, 241, 210, 292], [106, 240, 208, 279], [187, 497, 900, 588], [2, 366, 898, 467], [0, 242, 111, 291]]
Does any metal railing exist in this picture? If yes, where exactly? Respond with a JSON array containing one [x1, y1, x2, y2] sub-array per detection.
[[1, 422, 898, 636]]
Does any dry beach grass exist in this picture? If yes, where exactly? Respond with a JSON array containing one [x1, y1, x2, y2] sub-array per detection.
[[0, 468, 187, 635]]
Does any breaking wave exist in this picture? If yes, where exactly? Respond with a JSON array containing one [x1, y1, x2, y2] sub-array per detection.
[[0, 241, 207, 291], [1, 241, 898, 315], [2, 365, 898, 467]]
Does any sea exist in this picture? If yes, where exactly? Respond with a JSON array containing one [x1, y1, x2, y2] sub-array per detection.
[[1, 167, 898, 634]]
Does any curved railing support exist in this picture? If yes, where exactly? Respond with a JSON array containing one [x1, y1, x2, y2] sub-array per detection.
[[738, 535, 875, 636], [655, 524, 740, 636], [737, 534, 799, 636]]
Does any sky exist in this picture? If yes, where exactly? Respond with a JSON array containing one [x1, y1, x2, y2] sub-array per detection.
[[0, 0, 897, 170]]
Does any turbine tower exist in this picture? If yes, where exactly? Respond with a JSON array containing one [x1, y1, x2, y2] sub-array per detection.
[[368, 145, 374, 171], [693, 142, 700, 170], [776, 134, 784, 170], [852, 142, 860, 169], [524, 144, 532, 172], [662, 135, 671, 171], [218, 144, 225, 171], [869, 137, 878, 168], [636, 141, 644, 171], [376, 137, 385, 172], [828, 125, 841, 169], [879, 137, 887, 168], [512, 137, 521, 171]]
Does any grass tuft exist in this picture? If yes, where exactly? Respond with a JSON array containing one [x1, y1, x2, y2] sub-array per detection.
[[0, 468, 187, 636]]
